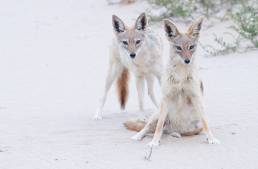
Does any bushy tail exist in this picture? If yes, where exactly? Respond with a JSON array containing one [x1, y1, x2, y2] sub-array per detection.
[[117, 68, 129, 109], [123, 118, 146, 132]]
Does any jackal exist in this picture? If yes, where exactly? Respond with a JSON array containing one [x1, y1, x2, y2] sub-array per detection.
[[94, 13, 163, 119], [125, 17, 220, 146]]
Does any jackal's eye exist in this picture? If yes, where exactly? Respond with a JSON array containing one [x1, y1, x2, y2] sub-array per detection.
[[136, 40, 141, 44], [122, 41, 128, 45], [175, 46, 182, 51], [189, 45, 195, 50]]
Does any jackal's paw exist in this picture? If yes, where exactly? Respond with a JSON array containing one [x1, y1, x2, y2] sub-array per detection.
[[170, 132, 182, 138], [136, 114, 148, 122], [120, 109, 127, 113], [206, 137, 220, 144], [93, 114, 103, 120], [131, 133, 144, 141], [147, 140, 160, 147]]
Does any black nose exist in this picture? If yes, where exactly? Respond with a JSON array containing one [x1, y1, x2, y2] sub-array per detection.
[[130, 53, 136, 59], [184, 59, 190, 64]]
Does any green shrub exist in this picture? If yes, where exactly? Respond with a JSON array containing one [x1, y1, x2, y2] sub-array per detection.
[[148, 0, 245, 19], [148, 0, 194, 18], [233, 5, 258, 48]]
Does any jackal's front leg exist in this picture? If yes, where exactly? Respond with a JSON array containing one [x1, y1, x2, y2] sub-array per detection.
[[148, 100, 168, 147], [192, 96, 220, 144], [202, 117, 220, 144], [131, 112, 159, 141]]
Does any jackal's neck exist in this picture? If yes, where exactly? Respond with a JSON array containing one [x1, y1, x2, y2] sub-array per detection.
[[166, 48, 198, 80]]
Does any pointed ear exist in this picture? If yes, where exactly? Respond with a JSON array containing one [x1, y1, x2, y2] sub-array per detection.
[[187, 16, 204, 38], [164, 19, 180, 39], [112, 15, 125, 33], [135, 13, 147, 31]]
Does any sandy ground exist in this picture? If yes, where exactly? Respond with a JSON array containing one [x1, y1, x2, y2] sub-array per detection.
[[0, 0, 258, 169]]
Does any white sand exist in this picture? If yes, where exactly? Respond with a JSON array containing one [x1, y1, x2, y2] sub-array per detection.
[[0, 0, 258, 168]]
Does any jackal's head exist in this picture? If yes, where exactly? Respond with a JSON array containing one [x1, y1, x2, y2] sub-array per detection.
[[164, 17, 204, 65], [112, 13, 147, 59]]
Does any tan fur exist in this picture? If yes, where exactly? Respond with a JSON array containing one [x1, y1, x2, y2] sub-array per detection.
[[182, 128, 203, 136], [124, 118, 145, 132], [117, 68, 129, 109], [187, 17, 204, 38]]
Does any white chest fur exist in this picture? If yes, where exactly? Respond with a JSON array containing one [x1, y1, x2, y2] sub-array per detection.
[[162, 62, 203, 134]]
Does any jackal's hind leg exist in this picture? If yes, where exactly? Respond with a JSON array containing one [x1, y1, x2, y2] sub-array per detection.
[[132, 112, 159, 141], [146, 75, 158, 108], [136, 76, 145, 112], [170, 132, 182, 138], [94, 63, 123, 120]]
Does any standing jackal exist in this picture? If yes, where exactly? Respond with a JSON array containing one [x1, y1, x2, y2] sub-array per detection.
[[125, 17, 220, 146], [94, 13, 163, 119]]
